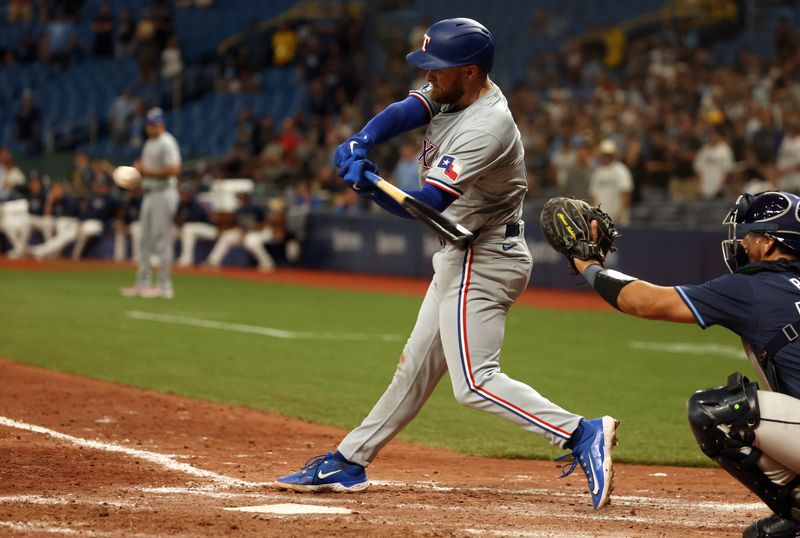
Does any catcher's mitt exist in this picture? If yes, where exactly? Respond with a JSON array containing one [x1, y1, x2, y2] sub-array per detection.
[[539, 196, 620, 273]]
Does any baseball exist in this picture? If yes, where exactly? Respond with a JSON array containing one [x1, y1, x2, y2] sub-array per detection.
[[112, 166, 141, 189]]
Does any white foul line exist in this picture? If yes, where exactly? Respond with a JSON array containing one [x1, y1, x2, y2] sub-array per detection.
[[125, 310, 403, 342], [629, 341, 745, 359], [0, 416, 265, 488]]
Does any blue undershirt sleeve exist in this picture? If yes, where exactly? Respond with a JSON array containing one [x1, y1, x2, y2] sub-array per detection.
[[360, 96, 432, 144]]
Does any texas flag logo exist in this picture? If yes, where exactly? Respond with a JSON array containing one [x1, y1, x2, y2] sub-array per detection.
[[436, 154, 462, 181]]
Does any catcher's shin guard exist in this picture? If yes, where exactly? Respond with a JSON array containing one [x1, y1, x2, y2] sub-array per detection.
[[688, 372, 800, 521]]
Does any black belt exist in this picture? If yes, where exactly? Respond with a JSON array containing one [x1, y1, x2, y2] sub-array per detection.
[[439, 223, 520, 246], [473, 223, 521, 240]]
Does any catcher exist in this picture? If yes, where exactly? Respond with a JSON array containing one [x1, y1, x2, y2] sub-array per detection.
[[541, 193, 800, 538]]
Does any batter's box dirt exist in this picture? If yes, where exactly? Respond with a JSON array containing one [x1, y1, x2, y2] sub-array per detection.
[[0, 359, 767, 537]]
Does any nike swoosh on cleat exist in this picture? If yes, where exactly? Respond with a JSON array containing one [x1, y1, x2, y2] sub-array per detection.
[[590, 459, 599, 495], [502, 243, 513, 251], [318, 469, 342, 480]]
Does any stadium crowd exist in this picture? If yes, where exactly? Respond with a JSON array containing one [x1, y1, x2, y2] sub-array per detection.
[[3, 1, 800, 266]]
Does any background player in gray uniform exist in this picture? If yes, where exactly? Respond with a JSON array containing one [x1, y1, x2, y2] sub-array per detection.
[[120, 107, 181, 299], [556, 191, 800, 537], [276, 18, 618, 510]]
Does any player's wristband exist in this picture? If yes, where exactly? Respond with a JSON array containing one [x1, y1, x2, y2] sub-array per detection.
[[582, 263, 637, 310]]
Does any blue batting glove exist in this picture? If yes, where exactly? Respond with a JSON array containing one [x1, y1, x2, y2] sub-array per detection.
[[343, 159, 379, 192], [334, 132, 374, 177]]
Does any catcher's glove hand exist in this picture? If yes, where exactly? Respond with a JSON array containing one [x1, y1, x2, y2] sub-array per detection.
[[539, 196, 620, 273]]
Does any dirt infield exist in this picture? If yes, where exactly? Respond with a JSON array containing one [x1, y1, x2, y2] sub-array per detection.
[[1, 358, 768, 537]]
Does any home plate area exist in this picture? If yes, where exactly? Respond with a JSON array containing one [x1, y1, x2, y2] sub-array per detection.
[[0, 359, 768, 537]]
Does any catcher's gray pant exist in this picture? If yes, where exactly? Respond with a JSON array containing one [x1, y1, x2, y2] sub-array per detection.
[[136, 187, 178, 290], [338, 223, 584, 467], [751, 391, 800, 487]]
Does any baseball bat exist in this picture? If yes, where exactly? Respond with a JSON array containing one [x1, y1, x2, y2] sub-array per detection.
[[365, 171, 473, 247]]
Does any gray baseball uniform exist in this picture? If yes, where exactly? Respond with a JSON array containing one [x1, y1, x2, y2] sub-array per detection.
[[338, 83, 583, 466], [136, 131, 180, 293]]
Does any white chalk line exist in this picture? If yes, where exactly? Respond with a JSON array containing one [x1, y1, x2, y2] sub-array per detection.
[[0, 495, 132, 507], [2, 415, 763, 531], [0, 521, 164, 537], [0, 415, 268, 489], [629, 340, 745, 359], [125, 310, 404, 342]]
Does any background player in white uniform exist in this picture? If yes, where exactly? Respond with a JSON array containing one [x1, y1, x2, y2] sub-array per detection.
[[120, 108, 180, 299], [276, 18, 618, 510]]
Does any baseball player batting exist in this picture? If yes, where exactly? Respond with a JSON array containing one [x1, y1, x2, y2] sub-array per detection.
[[542, 191, 800, 537], [120, 107, 181, 299], [276, 18, 618, 510]]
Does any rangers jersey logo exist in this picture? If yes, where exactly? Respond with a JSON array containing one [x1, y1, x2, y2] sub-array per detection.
[[419, 138, 438, 168], [436, 154, 461, 181]]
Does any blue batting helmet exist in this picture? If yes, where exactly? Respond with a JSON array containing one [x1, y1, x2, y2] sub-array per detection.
[[406, 18, 495, 73], [722, 191, 800, 272]]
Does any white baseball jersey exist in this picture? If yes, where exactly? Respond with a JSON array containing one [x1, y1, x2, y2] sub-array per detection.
[[141, 132, 181, 191], [136, 131, 180, 293]]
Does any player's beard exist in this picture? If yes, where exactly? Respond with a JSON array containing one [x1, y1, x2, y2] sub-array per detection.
[[430, 84, 464, 105]]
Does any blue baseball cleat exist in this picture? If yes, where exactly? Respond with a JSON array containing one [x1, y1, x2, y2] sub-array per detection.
[[275, 452, 369, 493], [555, 416, 619, 509]]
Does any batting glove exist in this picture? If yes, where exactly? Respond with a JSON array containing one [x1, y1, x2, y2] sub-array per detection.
[[334, 132, 374, 177], [343, 158, 378, 193]]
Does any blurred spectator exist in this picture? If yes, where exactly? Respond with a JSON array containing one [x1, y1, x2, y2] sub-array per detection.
[[22, 173, 53, 250], [29, 182, 79, 260], [777, 118, 800, 193], [135, 10, 160, 83], [773, 18, 797, 67], [91, 2, 115, 57], [108, 89, 137, 146], [272, 22, 298, 66], [622, 136, 647, 203], [7, 0, 33, 23], [153, 3, 175, 51], [589, 139, 634, 225], [161, 35, 184, 106], [70, 178, 119, 260], [175, 184, 217, 267], [603, 23, 627, 70], [0, 147, 26, 201], [551, 131, 576, 192], [669, 115, 702, 201], [113, 186, 142, 262], [14, 30, 38, 64], [255, 114, 276, 154], [391, 144, 420, 191], [277, 117, 303, 160], [129, 98, 147, 147], [642, 129, 672, 199], [561, 140, 594, 200], [694, 127, 735, 199], [70, 151, 94, 199], [115, 6, 136, 58], [43, 8, 84, 69], [204, 191, 278, 271], [13, 91, 43, 155], [748, 106, 781, 168], [242, 19, 267, 72], [546, 7, 567, 38]]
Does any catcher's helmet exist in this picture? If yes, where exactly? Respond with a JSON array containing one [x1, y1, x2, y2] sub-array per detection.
[[722, 191, 800, 272], [406, 18, 495, 73]]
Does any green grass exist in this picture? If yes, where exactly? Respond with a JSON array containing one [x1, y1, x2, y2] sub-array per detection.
[[0, 267, 752, 466]]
